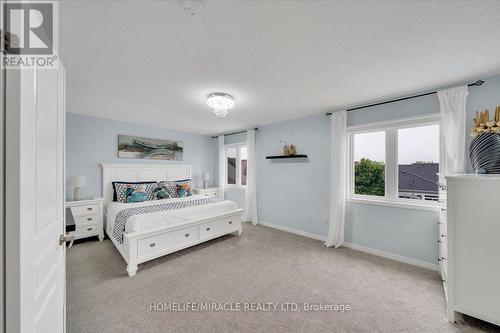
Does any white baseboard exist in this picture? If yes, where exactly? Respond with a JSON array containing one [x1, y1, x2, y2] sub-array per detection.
[[257, 220, 438, 271], [342, 242, 438, 271], [258, 220, 326, 242]]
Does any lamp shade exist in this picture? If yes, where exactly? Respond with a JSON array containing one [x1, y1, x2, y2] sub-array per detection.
[[202, 172, 210, 181], [69, 175, 86, 188]]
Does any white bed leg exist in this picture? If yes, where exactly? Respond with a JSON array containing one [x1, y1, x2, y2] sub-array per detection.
[[233, 224, 243, 236], [126, 264, 138, 277]]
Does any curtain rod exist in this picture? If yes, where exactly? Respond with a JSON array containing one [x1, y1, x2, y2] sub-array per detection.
[[325, 80, 485, 116], [211, 128, 258, 139]]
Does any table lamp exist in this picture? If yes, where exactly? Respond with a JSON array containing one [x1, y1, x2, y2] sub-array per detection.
[[69, 175, 86, 201]]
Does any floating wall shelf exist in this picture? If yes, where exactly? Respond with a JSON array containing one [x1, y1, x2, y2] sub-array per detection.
[[266, 155, 308, 160]]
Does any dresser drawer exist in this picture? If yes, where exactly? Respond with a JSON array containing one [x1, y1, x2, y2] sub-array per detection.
[[137, 226, 197, 260], [71, 204, 100, 216], [74, 214, 99, 225], [70, 222, 100, 238], [439, 221, 447, 243], [439, 240, 447, 260], [199, 218, 236, 240]]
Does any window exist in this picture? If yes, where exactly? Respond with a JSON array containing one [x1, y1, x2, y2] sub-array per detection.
[[226, 144, 247, 187], [397, 125, 439, 202], [348, 116, 440, 207], [353, 131, 385, 197]]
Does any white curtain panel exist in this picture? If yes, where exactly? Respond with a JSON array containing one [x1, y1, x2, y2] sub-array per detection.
[[244, 129, 258, 224], [437, 86, 468, 175], [326, 110, 347, 248], [218, 135, 226, 199]]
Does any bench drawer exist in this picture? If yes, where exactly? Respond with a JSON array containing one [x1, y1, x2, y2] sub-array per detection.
[[199, 218, 236, 240], [137, 226, 197, 259]]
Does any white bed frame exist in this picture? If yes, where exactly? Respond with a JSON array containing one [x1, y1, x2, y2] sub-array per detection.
[[102, 163, 243, 277]]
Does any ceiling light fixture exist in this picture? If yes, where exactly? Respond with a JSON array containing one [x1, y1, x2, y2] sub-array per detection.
[[206, 93, 235, 117]]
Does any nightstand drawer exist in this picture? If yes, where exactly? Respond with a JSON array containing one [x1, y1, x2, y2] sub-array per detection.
[[71, 204, 100, 216], [70, 222, 100, 238], [74, 214, 99, 225]]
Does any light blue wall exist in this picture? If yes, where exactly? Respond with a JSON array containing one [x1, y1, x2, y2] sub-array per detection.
[[245, 73, 500, 266], [65, 113, 214, 200], [256, 114, 331, 236], [345, 93, 440, 264]]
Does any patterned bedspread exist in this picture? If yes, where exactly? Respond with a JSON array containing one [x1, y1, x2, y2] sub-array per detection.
[[112, 197, 224, 243]]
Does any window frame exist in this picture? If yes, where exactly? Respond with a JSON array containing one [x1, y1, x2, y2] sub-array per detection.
[[225, 143, 247, 189], [347, 114, 441, 211]]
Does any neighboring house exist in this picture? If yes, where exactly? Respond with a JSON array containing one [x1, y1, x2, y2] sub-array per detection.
[[398, 162, 439, 201]]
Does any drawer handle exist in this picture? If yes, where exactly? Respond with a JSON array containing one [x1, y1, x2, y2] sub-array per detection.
[[441, 257, 447, 260], [86, 227, 93, 231], [87, 217, 93, 221], [441, 234, 446, 238], [228, 221, 232, 225], [87, 207, 93, 211], [206, 227, 211, 231], [438, 258, 441, 262], [150, 243, 156, 247], [184, 233, 190, 238]]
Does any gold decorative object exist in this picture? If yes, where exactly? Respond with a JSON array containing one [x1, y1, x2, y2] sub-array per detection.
[[282, 144, 290, 156], [471, 108, 500, 138], [289, 144, 297, 156]]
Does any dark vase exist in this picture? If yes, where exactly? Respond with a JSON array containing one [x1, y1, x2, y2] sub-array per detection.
[[469, 133, 500, 174]]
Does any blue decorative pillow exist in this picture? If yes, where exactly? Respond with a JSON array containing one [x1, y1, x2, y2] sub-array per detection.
[[156, 181, 178, 198], [112, 181, 156, 202], [153, 185, 172, 200], [176, 179, 193, 197], [125, 185, 148, 203]]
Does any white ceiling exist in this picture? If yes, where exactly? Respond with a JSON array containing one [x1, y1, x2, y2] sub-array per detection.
[[60, 0, 500, 135]]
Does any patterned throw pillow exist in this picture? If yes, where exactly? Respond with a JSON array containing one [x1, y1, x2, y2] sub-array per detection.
[[112, 181, 156, 202], [125, 185, 148, 203], [153, 185, 172, 200], [176, 179, 193, 197], [157, 181, 178, 198]]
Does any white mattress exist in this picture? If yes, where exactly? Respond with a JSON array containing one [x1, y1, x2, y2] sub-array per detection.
[[106, 195, 239, 234]]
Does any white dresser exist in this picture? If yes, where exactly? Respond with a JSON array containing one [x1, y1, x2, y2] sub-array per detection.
[[442, 175, 500, 326], [66, 198, 105, 241], [193, 187, 219, 198]]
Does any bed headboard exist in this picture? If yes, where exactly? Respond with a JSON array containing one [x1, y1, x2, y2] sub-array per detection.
[[101, 163, 192, 202]]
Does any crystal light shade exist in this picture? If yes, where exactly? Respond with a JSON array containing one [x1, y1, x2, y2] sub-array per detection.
[[207, 93, 235, 117]]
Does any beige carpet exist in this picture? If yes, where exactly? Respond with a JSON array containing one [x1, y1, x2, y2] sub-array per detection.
[[67, 224, 498, 333]]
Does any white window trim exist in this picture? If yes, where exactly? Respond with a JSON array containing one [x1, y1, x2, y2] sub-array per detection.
[[347, 114, 441, 211], [225, 143, 247, 189]]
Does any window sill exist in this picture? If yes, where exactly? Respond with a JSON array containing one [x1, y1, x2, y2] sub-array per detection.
[[347, 197, 440, 212]]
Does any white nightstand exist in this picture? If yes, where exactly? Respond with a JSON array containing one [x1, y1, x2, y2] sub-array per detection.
[[193, 187, 219, 198], [65, 197, 105, 241]]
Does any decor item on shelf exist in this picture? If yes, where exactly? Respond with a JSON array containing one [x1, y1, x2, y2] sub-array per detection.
[[202, 172, 210, 189], [69, 175, 86, 201], [469, 108, 500, 174], [289, 144, 297, 155], [118, 135, 183, 160], [282, 144, 290, 156], [206, 93, 235, 117], [469, 133, 500, 174], [470, 108, 500, 138]]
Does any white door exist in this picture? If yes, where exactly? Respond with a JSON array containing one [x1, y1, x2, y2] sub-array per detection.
[[5, 65, 66, 333]]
